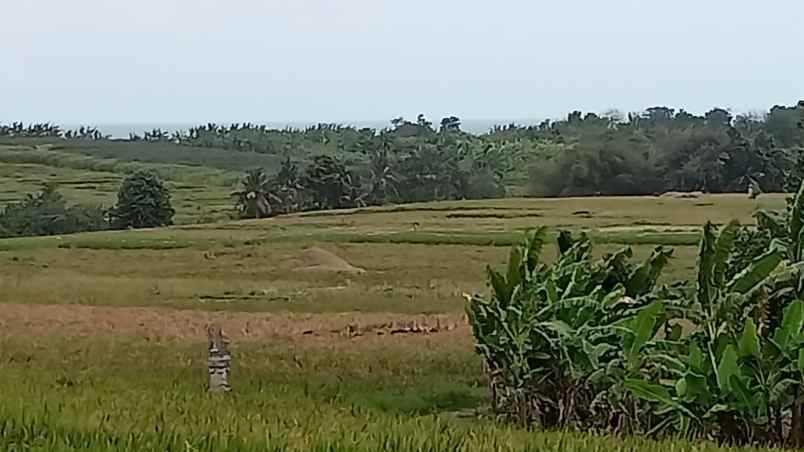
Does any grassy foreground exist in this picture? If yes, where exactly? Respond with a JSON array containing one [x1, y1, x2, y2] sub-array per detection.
[[0, 194, 791, 451], [0, 335, 789, 452]]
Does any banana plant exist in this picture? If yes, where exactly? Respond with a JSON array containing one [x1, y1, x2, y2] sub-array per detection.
[[626, 220, 786, 443], [468, 227, 673, 430], [751, 180, 804, 259]]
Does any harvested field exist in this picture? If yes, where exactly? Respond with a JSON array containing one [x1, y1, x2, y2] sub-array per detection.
[[0, 303, 467, 342]]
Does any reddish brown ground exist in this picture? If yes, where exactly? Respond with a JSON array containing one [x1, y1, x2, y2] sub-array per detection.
[[0, 303, 469, 343]]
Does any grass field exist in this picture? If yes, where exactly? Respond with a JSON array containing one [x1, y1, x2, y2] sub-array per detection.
[[0, 335, 788, 452], [0, 144, 239, 224], [0, 166, 791, 450]]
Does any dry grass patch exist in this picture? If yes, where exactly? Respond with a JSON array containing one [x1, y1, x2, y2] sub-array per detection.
[[0, 303, 467, 343]]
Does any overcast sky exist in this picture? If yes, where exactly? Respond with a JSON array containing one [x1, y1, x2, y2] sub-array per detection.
[[2, 0, 803, 124]]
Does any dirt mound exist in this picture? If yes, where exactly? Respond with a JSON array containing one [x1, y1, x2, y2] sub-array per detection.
[[295, 247, 366, 274], [660, 191, 703, 199]]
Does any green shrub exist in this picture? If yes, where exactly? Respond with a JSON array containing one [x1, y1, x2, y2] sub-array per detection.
[[0, 185, 108, 238], [465, 169, 506, 199], [109, 171, 175, 229]]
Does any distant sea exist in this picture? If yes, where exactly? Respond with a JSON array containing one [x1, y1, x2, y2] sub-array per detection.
[[65, 119, 544, 139]]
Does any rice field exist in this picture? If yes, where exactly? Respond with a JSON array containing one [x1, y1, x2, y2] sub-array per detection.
[[0, 161, 790, 451], [0, 334, 789, 452], [0, 144, 238, 224]]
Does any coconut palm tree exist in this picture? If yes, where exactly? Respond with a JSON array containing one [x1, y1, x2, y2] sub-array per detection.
[[232, 169, 272, 219], [366, 143, 399, 204], [268, 157, 308, 214]]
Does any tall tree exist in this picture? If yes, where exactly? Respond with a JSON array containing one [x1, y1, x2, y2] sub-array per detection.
[[303, 155, 364, 209], [704, 108, 733, 127], [439, 116, 462, 133], [232, 169, 273, 219], [109, 171, 174, 229]]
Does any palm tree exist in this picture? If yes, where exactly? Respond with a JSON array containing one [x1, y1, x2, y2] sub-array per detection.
[[439, 116, 462, 133], [232, 169, 272, 219], [303, 155, 365, 209], [366, 144, 399, 204], [269, 157, 307, 214]]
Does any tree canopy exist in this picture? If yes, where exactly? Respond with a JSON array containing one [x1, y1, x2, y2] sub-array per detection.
[[4, 101, 804, 220], [109, 171, 175, 229]]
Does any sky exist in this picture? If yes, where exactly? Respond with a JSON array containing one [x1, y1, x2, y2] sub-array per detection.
[[2, 0, 803, 125]]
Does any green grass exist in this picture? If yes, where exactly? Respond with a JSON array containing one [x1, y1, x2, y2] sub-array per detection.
[[6, 419, 785, 452], [0, 192, 752, 313], [57, 238, 204, 250], [0, 144, 240, 184], [315, 230, 702, 247], [0, 225, 701, 253], [0, 237, 697, 313], [0, 146, 237, 224], [0, 335, 788, 452], [50, 139, 284, 172], [0, 185, 791, 450]]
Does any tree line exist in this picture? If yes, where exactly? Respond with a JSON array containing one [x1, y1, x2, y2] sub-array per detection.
[[3, 101, 803, 217], [231, 137, 512, 218], [521, 103, 804, 196], [140, 101, 804, 200], [0, 123, 107, 140], [227, 102, 804, 218]]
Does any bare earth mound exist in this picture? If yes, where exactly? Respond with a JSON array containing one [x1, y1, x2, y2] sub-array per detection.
[[660, 190, 703, 199], [295, 247, 366, 274]]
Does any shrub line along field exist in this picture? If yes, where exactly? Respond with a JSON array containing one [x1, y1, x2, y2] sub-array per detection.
[[0, 190, 791, 450]]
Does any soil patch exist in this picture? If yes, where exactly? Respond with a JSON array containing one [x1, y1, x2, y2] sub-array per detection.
[[294, 247, 366, 274], [660, 191, 703, 199]]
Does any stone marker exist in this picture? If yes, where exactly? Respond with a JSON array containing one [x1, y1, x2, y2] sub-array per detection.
[[207, 324, 232, 393]]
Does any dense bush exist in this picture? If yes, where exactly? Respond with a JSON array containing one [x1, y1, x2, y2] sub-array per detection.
[[302, 155, 365, 210], [109, 171, 175, 229], [467, 182, 804, 446], [0, 186, 107, 238]]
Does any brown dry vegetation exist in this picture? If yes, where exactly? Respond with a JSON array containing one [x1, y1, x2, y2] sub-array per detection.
[[0, 302, 468, 343]]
